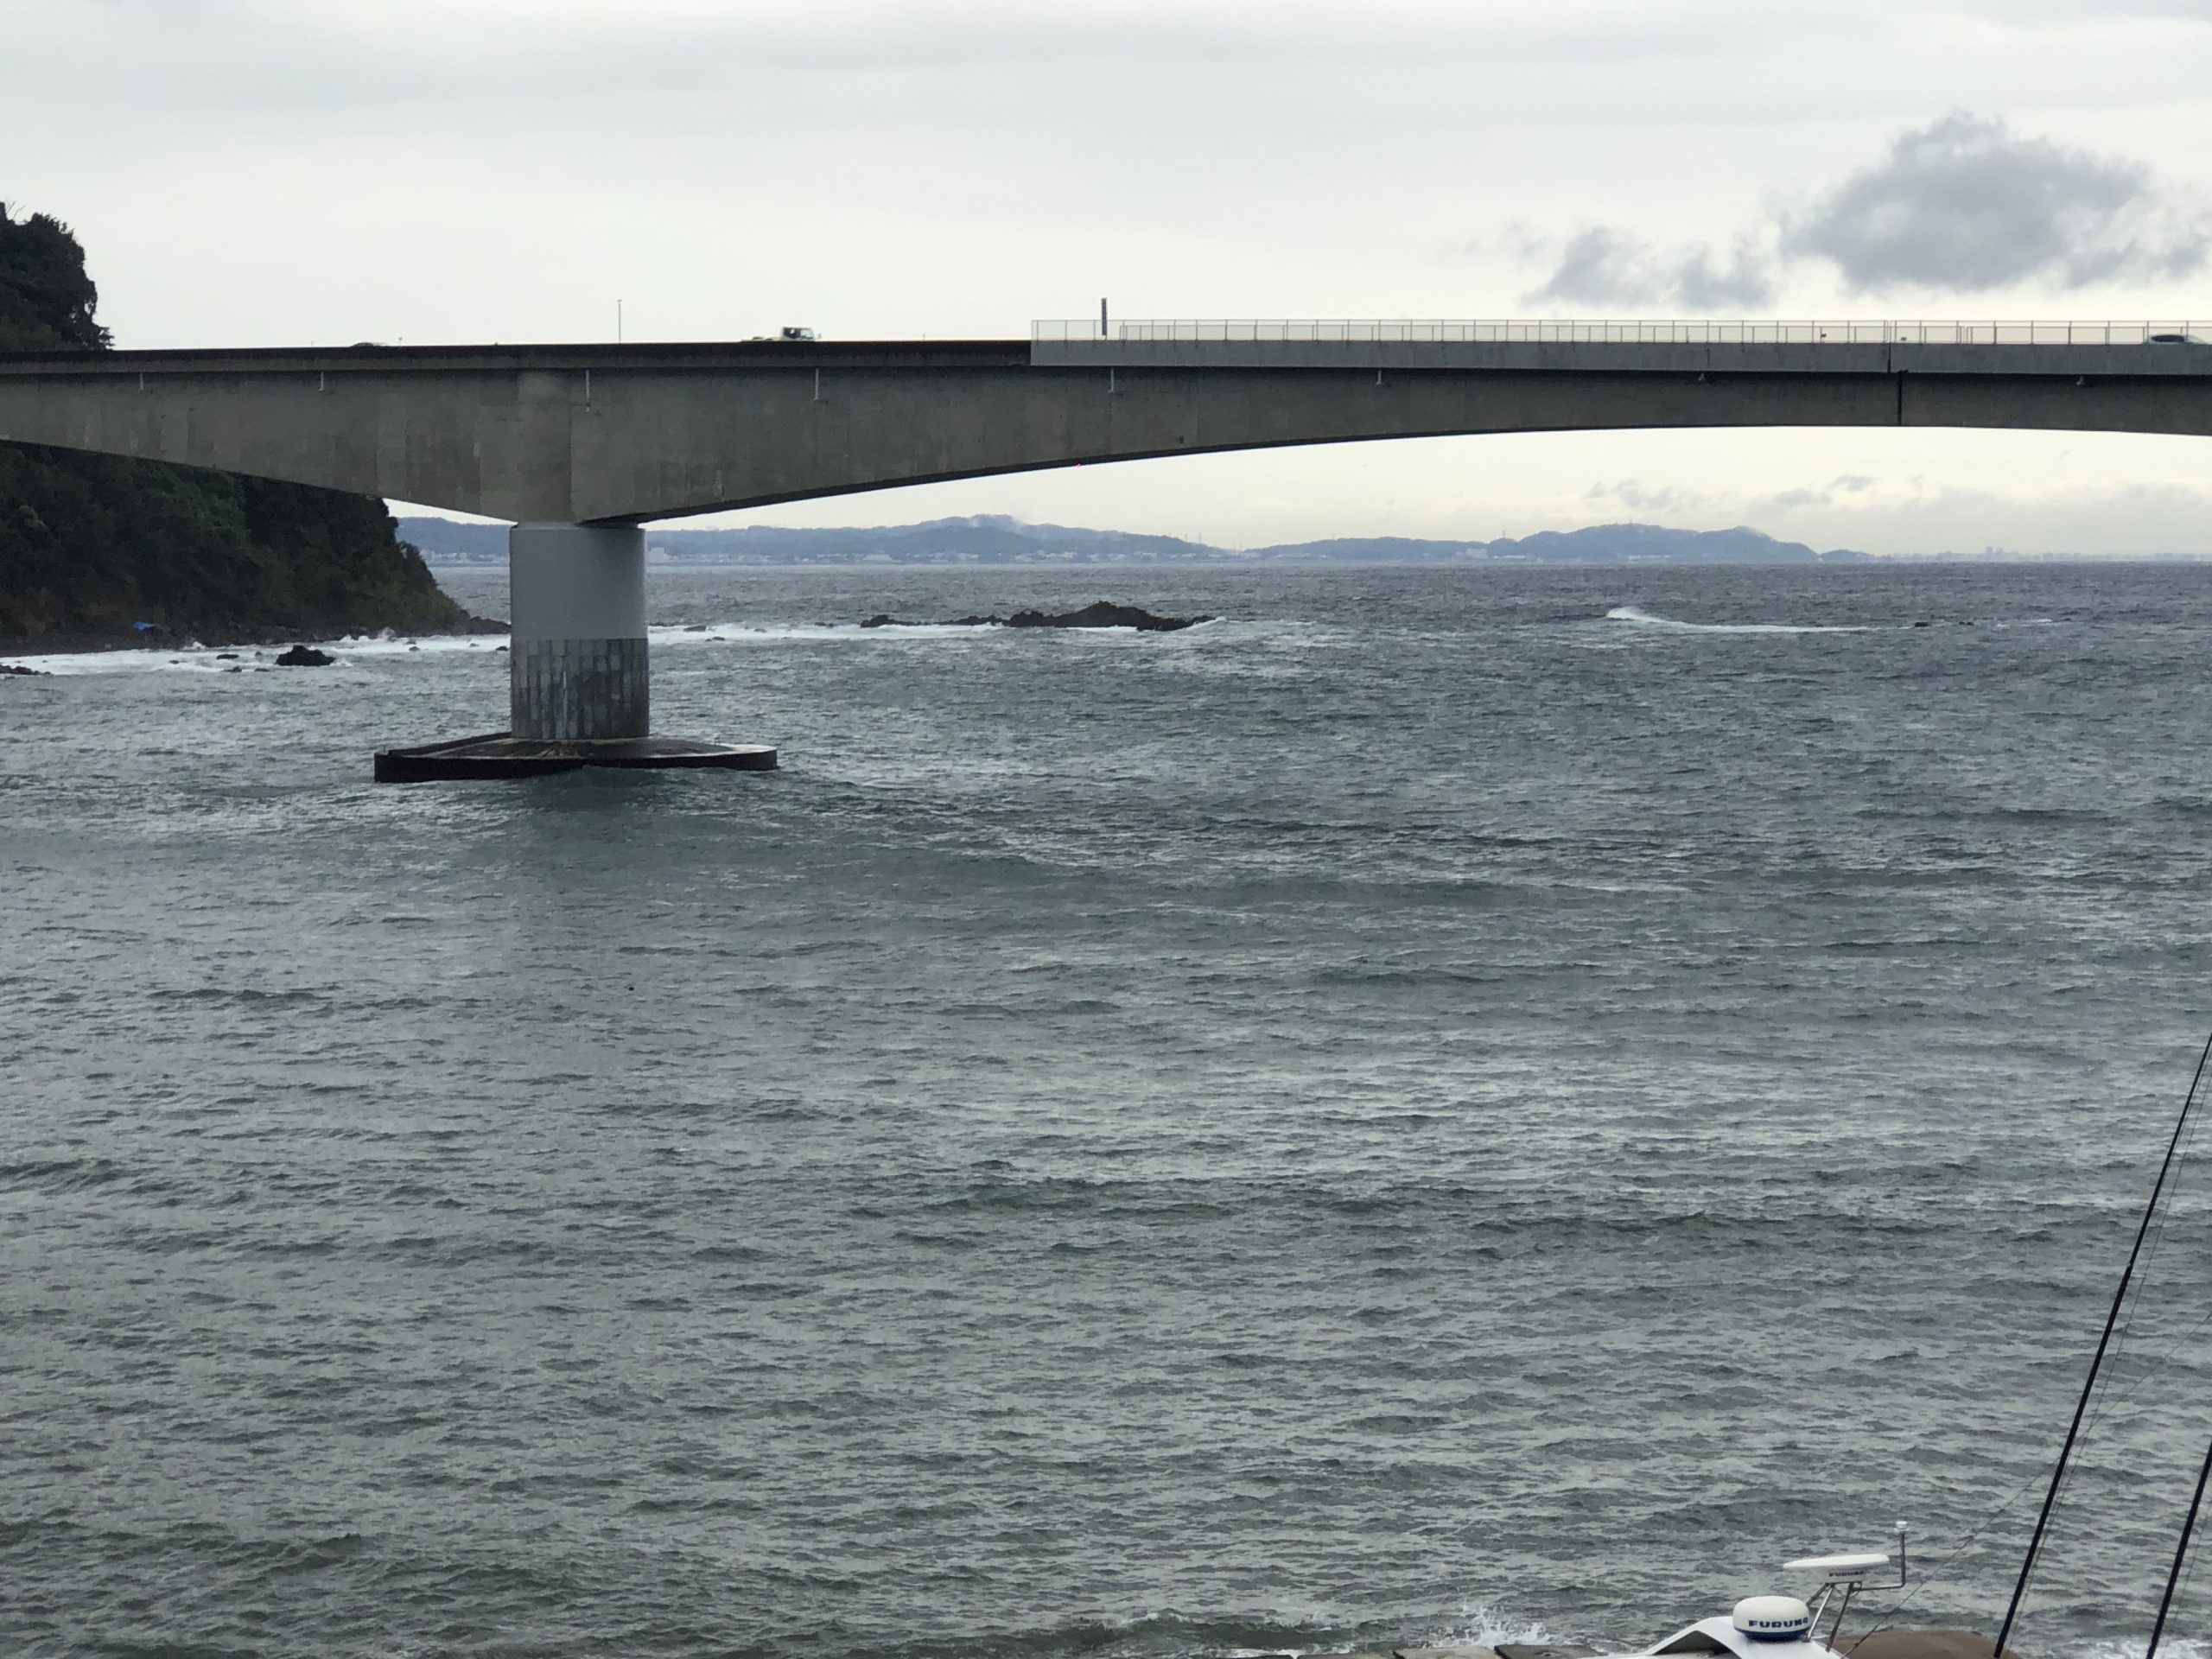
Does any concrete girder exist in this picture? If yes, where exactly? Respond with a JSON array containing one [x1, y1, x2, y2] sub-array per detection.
[[0, 340, 2208, 524]]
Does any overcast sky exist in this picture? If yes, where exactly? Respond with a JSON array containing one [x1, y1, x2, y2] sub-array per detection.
[[8, 0, 2212, 551]]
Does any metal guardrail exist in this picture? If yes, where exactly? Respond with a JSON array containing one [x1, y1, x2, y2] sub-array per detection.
[[1033, 318, 2208, 346]]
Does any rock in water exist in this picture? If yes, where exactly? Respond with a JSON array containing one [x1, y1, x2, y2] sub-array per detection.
[[1004, 602, 1210, 632], [275, 645, 335, 667], [858, 604, 1211, 632], [1, 662, 44, 676]]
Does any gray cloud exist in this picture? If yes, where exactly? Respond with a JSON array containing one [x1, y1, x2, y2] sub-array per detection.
[[1584, 478, 1704, 512], [1530, 229, 1774, 310], [1673, 238, 1777, 309], [1530, 229, 1662, 307], [1525, 111, 2205, 309], [1765, 474, 1885, 511], [1781, 111, 2207, 291], [1765, 486, 1830, 511]]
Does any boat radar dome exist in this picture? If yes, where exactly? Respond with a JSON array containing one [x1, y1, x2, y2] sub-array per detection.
[[1732, 1597, 1814, 1642]]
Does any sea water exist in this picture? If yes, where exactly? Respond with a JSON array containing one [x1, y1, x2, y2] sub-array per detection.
[[7, 562, 2212, 1659]]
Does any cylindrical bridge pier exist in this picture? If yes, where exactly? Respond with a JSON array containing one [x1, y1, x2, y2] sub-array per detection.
[[369, 521, 777, 780], [509, 522, 651, 741]]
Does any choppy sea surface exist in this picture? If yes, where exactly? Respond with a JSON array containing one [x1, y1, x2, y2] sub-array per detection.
[[10, 562, 2212, 1659]]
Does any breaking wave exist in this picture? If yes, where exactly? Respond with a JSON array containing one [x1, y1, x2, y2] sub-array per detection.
[[1604, 605, 1871, 634]]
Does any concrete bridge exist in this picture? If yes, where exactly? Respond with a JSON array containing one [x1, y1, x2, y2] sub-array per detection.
[[3, 318, 2208, 775]]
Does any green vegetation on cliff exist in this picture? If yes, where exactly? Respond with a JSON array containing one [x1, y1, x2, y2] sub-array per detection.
[[0, 204, 478, 646]]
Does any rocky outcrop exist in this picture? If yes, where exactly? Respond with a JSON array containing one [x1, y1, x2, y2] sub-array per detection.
[[860, 603, 1211, 632]]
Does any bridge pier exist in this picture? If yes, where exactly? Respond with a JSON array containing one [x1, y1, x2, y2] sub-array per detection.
[[510, 522, 651, 741], [371, 522, 777, 781]]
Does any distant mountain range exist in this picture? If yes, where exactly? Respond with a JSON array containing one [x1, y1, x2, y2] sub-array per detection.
[[398, 514, 1869, 568]]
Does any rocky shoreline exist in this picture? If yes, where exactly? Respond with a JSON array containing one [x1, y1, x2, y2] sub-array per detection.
[[0, 615, 505, 659]]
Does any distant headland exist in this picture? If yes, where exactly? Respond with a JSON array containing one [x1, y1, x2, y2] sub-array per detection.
[[401, 513, 1870, 569], [403, 514, 2212, 568]]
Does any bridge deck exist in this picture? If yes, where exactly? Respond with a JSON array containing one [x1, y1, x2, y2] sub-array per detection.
[[4, 334, 2209, 379], [0, 340, 1032, 377], [1034, 337, 2212, 375], [3, 327, 2208, 524]]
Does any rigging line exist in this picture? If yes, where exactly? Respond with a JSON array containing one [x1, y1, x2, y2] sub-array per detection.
[[2147, 1422, 2212, 1659], [2081, 1192, 2189, 1451], [2082, 1302, 2212, 1447], [1994, 1027, 2212, 1659], [1858, 1465, 2054, 1639], [1855, 1134, 2212, 1644], [1876, 1300, 2212, 1641], [2082, 1142, 2203, 1444], [1857, 1224, 2207, 1636], [1862, 1142, 2212, 1644], [2147, 1288, 2212, 1658], [2165, 1522, 2207, 1656], [2100, 1090, 2205, 1399], [1872, 1300, 2212, 1649]]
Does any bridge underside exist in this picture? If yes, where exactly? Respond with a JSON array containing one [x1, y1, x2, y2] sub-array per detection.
[[3, 336, 2208, 771]]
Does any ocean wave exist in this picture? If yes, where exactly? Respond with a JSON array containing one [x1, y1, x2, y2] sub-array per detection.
[[1603, 605, 1871, 634], [0, 619, 1236, 675], [655, 617, 1232, 645]]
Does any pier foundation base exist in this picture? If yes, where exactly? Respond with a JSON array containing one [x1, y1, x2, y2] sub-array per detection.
[[373, 732, 777, 782], [372, 521, 778, 781]]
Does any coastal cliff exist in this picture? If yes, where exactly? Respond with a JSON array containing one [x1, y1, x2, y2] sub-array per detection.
[[0, 205, 479, 650]]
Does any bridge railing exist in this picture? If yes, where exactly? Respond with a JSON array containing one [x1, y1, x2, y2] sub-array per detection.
[[1033, 319, 2206, 346]]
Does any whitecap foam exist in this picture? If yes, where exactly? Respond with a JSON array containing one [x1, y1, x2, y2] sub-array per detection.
[[0, 615, 1237, 676], [326, 632, 506, 657], [647, 621, 990, 646], [1604, 605, 1869, 635], [3, 645, 272, 677], [1433, 1600, 1580, 1649], [3, 633, 507, 677]]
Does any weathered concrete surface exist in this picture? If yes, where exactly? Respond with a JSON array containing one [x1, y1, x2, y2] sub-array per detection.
[[507, 523, 648, 741], [512, 636, 649, 741], [1, 337, 2208, 525]]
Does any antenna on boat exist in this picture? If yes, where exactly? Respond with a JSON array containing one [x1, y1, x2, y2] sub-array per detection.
[[1992, 1027, 2212, 1659]]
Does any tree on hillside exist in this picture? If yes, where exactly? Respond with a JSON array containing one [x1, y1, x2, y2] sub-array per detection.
[[0, 204, 476, 645], [0, 205, 110, 352]]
